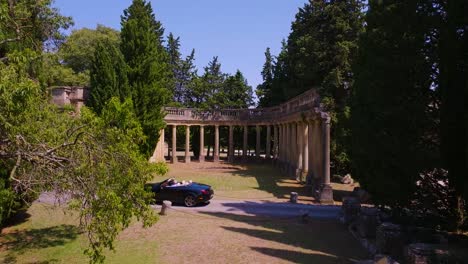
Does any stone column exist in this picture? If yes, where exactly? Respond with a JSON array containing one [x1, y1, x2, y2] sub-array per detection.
[[256, 125, 261, 159], [151, 128, 165, 163], [285, 123, 290, 168], [307, 121, 314, 185], [199, 125, 205, 162], [296, 122, 303, 181], [292, 123, 296, 173], [273, 125, 278, 159], [242, 125, 248, 161], [265, 125, 271, 159], [185, 125, 191, 163], [171, 125, 177, 163], [302, 122, 309, 182], [214, 125, 220, 162], [228, 125, 234, 162], [319, 116, 333, 204]]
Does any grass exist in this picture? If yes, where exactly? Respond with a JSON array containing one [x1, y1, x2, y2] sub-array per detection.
[[0, 161, 364, 263]]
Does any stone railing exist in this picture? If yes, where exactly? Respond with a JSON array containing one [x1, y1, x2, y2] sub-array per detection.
[[164, 89, 322, 124]]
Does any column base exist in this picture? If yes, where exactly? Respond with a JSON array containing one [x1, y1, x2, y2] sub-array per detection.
[[295, 168, 303, 182], [213, 155, 219, 162], [228, 157, 234, 163], [301, 170, 308, 183], [171, 157, 178, 164], [319, 184, 334, 205], [199, 155, 205, 162], [185, 157, 191, 163]]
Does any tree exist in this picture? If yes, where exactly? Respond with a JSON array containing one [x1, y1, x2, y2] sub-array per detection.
[[350, 0, 434, 210], [256, 48, 274, 107], [88, 39, 130, 115], [222, 70, 254, 109], [166, 33, 197, 105], [120, 0, 173, 157], [1, 2, 168, 262], [59, 25, 120, 73]]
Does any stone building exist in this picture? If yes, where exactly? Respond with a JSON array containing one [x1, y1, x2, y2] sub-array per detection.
[[50, 86, 89, 113], [49, 86, 333, 203]]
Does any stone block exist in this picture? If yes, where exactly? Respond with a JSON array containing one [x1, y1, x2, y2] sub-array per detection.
[[319, 184, 334, 204], [341, 196, 361, 224], [376, 222, 405, 260], [357, 207, 380, 238]]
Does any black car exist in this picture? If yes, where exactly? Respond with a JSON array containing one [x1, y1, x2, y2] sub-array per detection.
[[148, 178, 214, 207]]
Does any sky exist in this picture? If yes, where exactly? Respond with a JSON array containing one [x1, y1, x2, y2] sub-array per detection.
[[54, 0, 308, 91]]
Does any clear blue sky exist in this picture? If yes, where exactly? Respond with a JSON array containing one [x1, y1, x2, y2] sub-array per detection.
[[54, 0, 308, 91]]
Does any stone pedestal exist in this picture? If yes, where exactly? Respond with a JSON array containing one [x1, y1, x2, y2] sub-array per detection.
[[341, 196, 361, 225], [319, 184, 334, 204], [290, 192, 298, 203], [376, 223, 405, 259], [357, 207, 380, 238]]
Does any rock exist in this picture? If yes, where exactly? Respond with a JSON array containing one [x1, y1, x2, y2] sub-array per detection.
[[405, 243, 457, 264], [374, 254, 399, 264], [353, 187, 371, 203], [342, 196, 361, 224], [159, 200, 172, 215], [357, 207, 380, 238], [341, 174, 354, 184], [376, 222, 405, 260]]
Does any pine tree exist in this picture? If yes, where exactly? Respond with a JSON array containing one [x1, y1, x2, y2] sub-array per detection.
[[222, 70, 253, 109], [350, 0, 433, 209], [256, 48, 274, 107], [120, 0, 172, 156], [88, 39, 129, 115]]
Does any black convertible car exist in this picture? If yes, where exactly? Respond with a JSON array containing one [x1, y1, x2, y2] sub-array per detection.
[[148, 178, 214, 207]]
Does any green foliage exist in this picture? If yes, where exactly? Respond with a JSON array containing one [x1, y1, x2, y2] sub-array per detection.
[[59, 25, 120, 73], [89, 39, 129, 115], [221, 70, 254, 109], [259, 0, 364, 175], [166, 33, 198, 104], [350, 0, 435, 209], [256, 48, 274, 107], [120, 0, 172, 157], [42, 53, 90, 87]]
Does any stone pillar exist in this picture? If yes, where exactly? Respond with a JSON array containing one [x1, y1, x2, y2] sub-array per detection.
[[256, 125, 261, 159], [296, 123, 304, 181], [199, 125, 205, 162], [278, 125, 283, 162], [214, 125, 220, 162], [285, 123, 290, 168], [291, 123, 297, 177], [185, 125, 190, 163], [273, 125, 278, 159], [243, 125, 248, 161], [228, 125, 234, 162], [171, 125, 177, 163], [302, 122, 309, 182], [151, 128, 165, 163], [319, 116, 333, 204], [265, 125, 271, 159], [307, 121, 314, 185]]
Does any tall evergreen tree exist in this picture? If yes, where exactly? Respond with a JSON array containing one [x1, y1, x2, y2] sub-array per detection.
[[120, 0, 172, 156], [88, 39, 129, 115], [350, 0, 433, 209], [222, 70, 254, 109], [256, 48, 274, 107], [166, 33, 197, 105]]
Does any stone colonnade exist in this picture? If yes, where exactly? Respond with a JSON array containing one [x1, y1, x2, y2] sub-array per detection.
[[150, 89, 333, 203]]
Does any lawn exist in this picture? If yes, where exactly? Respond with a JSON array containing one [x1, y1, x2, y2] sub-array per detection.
[[0, 162, 365, 263]]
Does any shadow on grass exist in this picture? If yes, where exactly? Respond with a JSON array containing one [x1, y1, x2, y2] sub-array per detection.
[[2, 225, 79, 264], [229, 163, 314, 200], [2, 209, 32, 229], [200, 211, 368, 263]]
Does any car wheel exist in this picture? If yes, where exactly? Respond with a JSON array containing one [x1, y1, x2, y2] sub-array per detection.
[[184, 195, 196, 207]]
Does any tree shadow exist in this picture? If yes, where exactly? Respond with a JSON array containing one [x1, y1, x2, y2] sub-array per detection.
[[200, 211, 368, 263], [251, 247, 355, 264], [2, 209, 32, 229], [230, 163, 316, 201], [1, 225, 79, 264]]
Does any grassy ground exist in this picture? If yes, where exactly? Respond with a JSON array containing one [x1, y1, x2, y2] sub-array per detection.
[[0, 161, 365, 263]]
